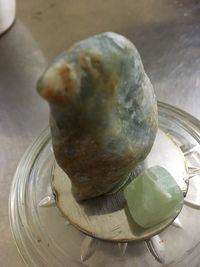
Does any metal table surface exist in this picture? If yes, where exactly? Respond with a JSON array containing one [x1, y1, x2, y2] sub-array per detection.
[[0, 0, 200, 266]]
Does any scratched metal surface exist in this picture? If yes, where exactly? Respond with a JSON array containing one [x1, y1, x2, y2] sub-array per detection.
[[0, 0, 200, 266]]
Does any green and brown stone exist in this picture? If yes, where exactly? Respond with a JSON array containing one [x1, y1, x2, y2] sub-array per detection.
[[37, 32, 158, 200]]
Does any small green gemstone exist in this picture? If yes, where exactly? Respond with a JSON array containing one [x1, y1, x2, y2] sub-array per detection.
[[124, 166, 184, 229]]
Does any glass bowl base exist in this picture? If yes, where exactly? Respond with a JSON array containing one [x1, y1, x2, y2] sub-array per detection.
[[52, 128, 188, 242], [9, 102, 200, 267]]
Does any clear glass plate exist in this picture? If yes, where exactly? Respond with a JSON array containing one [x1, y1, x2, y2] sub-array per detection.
[[9, 102, 200, 267]]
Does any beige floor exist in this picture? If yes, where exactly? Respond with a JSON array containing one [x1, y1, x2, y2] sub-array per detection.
[[17, 0, 197, 60]]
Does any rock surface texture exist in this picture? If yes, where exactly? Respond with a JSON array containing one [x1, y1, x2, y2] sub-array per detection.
[[37, 32, 158, 200]]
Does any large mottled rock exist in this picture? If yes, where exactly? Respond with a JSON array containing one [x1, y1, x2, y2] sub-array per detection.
[[37, 32, 158, 200]]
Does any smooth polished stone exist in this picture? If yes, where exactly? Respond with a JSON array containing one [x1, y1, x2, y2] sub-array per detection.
[[37, 32, 158, 200], [124, 166, 184, 229]]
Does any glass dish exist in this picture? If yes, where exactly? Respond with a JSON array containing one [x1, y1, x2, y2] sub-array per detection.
[[9, 102, 200, 267]]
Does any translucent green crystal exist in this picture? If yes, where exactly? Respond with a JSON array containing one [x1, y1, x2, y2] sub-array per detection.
[[124, 166, 184, 229]]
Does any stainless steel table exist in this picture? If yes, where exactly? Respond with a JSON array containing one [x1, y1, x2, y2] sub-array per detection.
[[0, 0, 200, 266]]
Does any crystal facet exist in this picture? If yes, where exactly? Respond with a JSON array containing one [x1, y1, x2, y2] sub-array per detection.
[[124, 166, 184, 228]]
